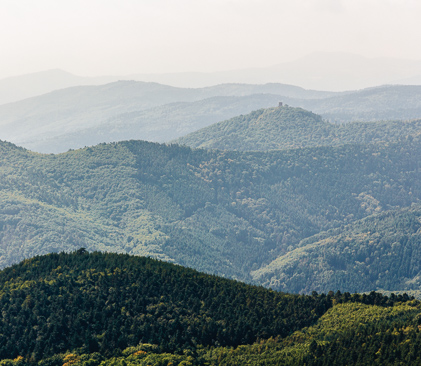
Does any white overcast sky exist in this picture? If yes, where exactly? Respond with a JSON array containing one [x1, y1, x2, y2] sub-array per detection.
[[1, 0, 421, 78]]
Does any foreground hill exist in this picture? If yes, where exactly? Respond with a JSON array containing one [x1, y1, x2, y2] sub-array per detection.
[[0, 251, 330, 360], [2, 138, 421, 294], [0, 251, 417, 365], [176, 105, 421, 151]]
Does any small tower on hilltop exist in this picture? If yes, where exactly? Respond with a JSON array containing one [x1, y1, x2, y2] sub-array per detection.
[[278, 102, 283, 107]]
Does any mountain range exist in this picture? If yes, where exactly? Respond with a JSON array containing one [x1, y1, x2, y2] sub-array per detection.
[[3, 51, 421, 106], [2, 80, 421, 153], [287, 85, 421, 122], [133, 52, 421, 91], [0, 66, 334, 106], [2, 133, 421, 295], [2, 68, 421, 364], [0, 80, 333, 153], [0, 69, 118, 106]]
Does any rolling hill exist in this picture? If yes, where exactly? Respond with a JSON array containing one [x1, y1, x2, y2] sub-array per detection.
[[2, 137, 421, 294], [176, 105, 421, 151], [0, 251, 418, 365], [0, 251, 331, 360], [0, 69, 118, 106], [21, 94, 283, 153], [253, 205, 421, 294], [288, 85, 421, 122], [0, 81, 332, 153]]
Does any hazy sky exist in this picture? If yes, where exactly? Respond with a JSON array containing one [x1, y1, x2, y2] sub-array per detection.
[[1, 0, 421, 79]]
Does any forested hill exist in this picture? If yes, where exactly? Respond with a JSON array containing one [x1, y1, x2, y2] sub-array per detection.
[[0, 251, 419, 365], [24, 94, 283, 153], [175, 105, 421, 151], [0, 80, 330, 153], [2, 137, 421, 295], [253, 205, 421, 294], [0, 250, 330, 360]]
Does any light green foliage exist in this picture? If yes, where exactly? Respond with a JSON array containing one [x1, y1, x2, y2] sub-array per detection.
[[254, 206, 421, 293], [2, 136, 421, 293]]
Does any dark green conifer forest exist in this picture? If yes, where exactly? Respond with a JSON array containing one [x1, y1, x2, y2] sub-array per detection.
[[0, 251, 419, 365]]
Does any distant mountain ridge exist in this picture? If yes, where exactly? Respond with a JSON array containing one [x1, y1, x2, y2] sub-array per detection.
[[0, 81, 332, 153], [126, 52, 421, 91], [288, 84, 421, 122], [2, 80, 421, 153], [0, 69, 118, 105], [2, 52, 421, 108], [0, 68, 335, 106]]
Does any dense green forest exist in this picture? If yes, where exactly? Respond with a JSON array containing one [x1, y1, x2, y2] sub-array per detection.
[[176, 105, 421, 151], [253, 205, 421, 294], [2, 136, 421, 294], [0, 251, 330, 361], [0, 251, 418, 365]]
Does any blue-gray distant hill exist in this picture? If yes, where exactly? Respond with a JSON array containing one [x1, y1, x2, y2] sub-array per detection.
[[21, 95, 283, 153], [288, 85, 421, 122], [2, 80, 421, 153], [176, 105, 421, 151], [0, 81, 331, 153], [0, 69, 118, 105]]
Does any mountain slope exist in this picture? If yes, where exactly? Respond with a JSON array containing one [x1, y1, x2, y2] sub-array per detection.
[[21, 94, 283, 153], [2, 137, 421, 292], [176, 105, 421, 151], [0, 251, 418, 365], [0, 251, 331, 361], [0, 69, 119, 105], [253, 205, 421, 294]]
